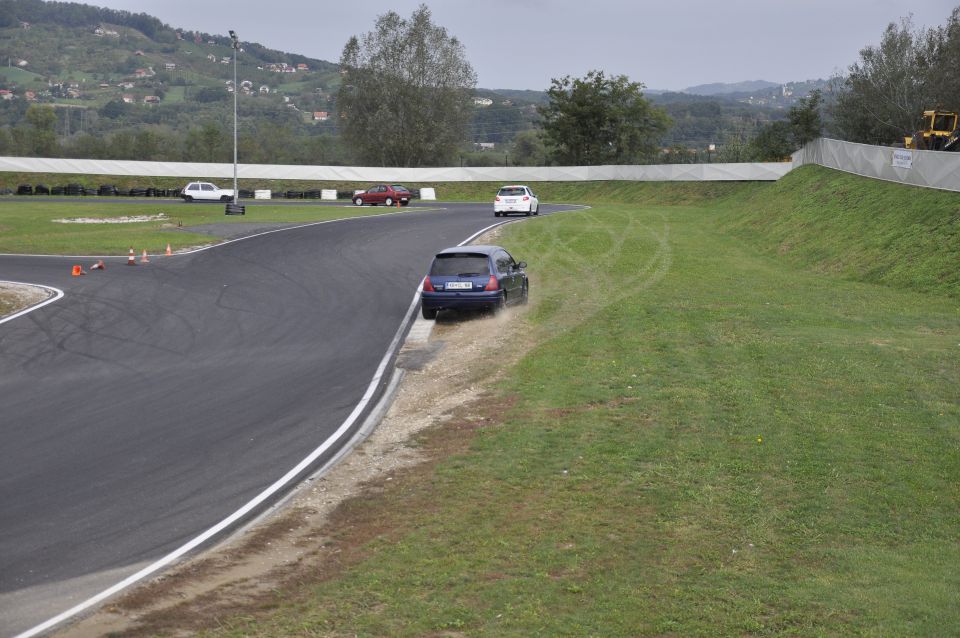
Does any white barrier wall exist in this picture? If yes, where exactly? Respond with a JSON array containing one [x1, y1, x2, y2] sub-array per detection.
[[792, 138, 960, 193], [4, 140, 959, 190], [0, 156, 792, 183]]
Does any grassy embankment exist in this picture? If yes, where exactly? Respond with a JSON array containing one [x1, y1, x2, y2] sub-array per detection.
[[169, 164, 955, 637]]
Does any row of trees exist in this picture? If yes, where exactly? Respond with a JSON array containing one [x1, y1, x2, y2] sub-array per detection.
[[0, 104, 348, 164], [337, 5, 960, 166], [830, 8, 960, 144]]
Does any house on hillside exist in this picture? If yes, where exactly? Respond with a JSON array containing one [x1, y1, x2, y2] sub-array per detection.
[[122, 94, 135, 103], [134, 69, 148, 78], [164, 62, 176, 70], [472, 97, 492, 107], [24, 91, 36, 101], [0, 90, 13, 100], [143, 95, 160, 104], [313, 111, 329, 121], [297, 63, 309, 71]]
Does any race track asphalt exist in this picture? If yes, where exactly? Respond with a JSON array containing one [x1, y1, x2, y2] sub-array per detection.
[[0, 201, 577, 636]]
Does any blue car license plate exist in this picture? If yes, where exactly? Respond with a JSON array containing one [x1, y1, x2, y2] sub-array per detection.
[[445, 281, 472, 290]]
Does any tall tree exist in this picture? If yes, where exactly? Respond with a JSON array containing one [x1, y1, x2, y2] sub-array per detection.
[[746, 91, 823, 161], [24, 104, 58, 157], [932, 8, 960, 110], [337, 4, 476, 167], [510, 130, 546, 166], [829, 17, 940, 143], [746, 120, 794, 161], [789, 89, 823, 147], [182, 121, 228, 162], [538, 70, 670, 165]]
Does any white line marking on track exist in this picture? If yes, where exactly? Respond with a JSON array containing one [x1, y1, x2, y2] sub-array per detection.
[[12, 263, 425, 638], [0, 282, 64, 326]]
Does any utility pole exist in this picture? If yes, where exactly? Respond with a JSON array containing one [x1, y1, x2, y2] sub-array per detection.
[[226, 30, 244, 215]]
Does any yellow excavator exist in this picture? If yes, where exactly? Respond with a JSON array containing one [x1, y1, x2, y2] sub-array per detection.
[[904, 109, 960, 150]]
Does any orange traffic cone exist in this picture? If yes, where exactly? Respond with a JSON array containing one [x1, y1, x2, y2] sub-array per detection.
[[140, 249, 150, 264], [165, 243, 172, 256], [127, 247, 137, 266], [71, 264, 86, 276], [90, 259, 105, 271]]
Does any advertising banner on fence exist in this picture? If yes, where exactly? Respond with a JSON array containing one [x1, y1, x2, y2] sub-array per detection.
[[892, 149, 913, 169]]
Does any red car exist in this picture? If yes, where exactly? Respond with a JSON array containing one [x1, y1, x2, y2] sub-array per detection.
[[353, 184, 412, 206]]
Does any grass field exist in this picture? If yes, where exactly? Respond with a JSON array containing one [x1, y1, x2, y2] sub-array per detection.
[[178, 165, 955, 637], [5, 166, 959, 635]]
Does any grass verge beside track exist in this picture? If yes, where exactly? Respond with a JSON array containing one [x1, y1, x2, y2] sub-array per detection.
[[129, 165, 958, 637], [0, 201, 425, 255]]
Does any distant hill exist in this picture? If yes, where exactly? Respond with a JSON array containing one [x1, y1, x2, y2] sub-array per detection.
[[682, 80, 781, 96], [0, 0, 339, 94], [0, 0, 834, 163], [490, 88, 548, 105]]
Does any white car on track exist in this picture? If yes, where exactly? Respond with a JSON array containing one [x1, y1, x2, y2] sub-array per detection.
[[181, 181, 235, 202], [494, 184, 539, 217]]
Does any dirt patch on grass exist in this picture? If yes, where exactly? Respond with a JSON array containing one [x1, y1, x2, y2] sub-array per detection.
[[52, 214, 170, 224], [0, 282, 54, 318], [56, 233, 540, 637]]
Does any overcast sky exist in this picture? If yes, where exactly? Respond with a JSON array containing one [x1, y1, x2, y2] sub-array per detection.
[[97, 0, 957, 91]]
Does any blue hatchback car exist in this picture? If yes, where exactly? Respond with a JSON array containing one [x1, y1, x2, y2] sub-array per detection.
[[420, 245, 528, 319]]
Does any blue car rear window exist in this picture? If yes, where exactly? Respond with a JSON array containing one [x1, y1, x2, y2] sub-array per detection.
[[430, 254, 490, 276]]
